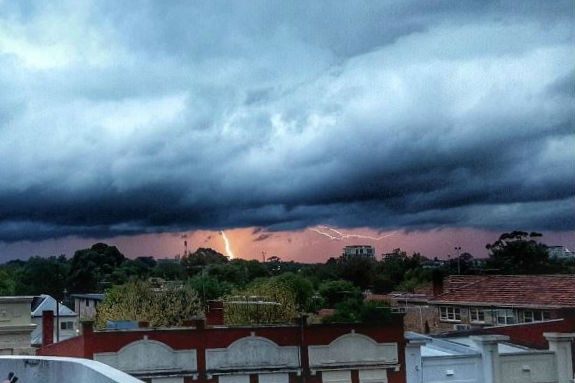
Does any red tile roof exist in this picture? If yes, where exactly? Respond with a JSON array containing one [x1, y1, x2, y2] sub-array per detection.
[[431, 274, 575, 308], [364, 294, 393, 303], [317, 308, 335, 318]]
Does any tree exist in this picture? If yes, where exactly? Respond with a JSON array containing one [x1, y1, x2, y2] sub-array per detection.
[[68, 243, 126, 293], [95, 280, 202, 328], [224, 277, 298, 325], [15, 255, 70, 297], [485, 231, 549, 274], [205, 262, 249, 287], [153, 260, 186, 280], [335, 254, 377, 290], [205, 259, 271, 288], [456, 252, 475, 274], [188, 274, 233, 304], [181, 248, 228, 276], [265, 256, 282, 275], [0, 268, 17, 295], [240, 259, 271, 281], [322, 299, 391, 324], [376, 249, 429, 292], [275, 272, 315, 312], [318, 280, 361, 308], [109, 257, 158, 285]]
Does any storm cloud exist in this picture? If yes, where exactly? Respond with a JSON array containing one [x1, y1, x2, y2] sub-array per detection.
[[0, 0, 573, 243]]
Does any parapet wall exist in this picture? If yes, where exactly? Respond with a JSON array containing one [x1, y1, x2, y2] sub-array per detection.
[[0, 355, 143, 383]]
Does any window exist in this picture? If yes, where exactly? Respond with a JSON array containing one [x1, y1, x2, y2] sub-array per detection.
[[523, 310, 551, 323], [496, 309, 516, 325], [85, 300, 90, 307], [359, 369, 388, 383], [219, 375, 250, 383], [322, 370, 352, 383], [469, 308, 485, 323], [440, 306, 461, 321], [259, 373, 289, 383], [60, 321, 74, 330]]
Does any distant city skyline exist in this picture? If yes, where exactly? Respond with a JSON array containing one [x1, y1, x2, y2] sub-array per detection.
[[0, 2, 573, 262]]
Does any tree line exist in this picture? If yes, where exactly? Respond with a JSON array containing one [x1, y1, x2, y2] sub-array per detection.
[[0, 231, 571, 327]]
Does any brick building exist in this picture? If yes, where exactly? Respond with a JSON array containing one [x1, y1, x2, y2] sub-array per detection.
[[365, 274, 575, 337], [36, 310, 407, 383], [430, 275, 575, 332]]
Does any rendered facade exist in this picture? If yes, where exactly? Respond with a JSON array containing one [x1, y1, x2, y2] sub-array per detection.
[[0, 296, 36, 355], [71, 293, 105, 321]]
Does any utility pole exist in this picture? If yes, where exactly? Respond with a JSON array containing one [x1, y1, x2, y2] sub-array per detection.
[[56, 298, 59, 343], [454, 246, 462, 274]]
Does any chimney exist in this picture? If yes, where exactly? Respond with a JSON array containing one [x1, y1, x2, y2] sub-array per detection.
[[431, 270, 443, 298], [81, 320, 94, 336], [206, 300, 224, 326], [42, 310, 54, 346], [432, 276, 444, 297]]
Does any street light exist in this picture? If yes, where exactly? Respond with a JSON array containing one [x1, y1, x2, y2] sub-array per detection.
[[454, 246, 462, 274]]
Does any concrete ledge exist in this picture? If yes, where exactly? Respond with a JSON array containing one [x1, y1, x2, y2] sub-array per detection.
[[0, 356, 144, 383]]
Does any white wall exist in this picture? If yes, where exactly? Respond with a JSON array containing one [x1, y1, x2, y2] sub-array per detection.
[[31, 315, 78, 345], [407, 333, 575, 383], [206, 335, 300, 371], [0, 355, 144, 383], [500, 352, 556, 383], [421, 355, 483, 383], [95, 338, 197, 376], [0, 296, 36, 354], [308, 333, 398, 369]]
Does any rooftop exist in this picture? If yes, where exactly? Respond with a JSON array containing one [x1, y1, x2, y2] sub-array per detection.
[[432, 274, 575, 308], [31, 295, 76, 317], [70, 293, 106, 301], [406, 331, 536, 357]]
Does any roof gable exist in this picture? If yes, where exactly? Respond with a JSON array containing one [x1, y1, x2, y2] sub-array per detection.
[[31, 294, 77, 317]]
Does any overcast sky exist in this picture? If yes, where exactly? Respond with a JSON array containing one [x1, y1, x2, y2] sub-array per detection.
[[0, 1, 573, 261]]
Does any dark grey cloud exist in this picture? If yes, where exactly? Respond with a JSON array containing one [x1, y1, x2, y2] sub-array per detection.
[[0, 0, 573, 243], [254, 234, 273, 242]]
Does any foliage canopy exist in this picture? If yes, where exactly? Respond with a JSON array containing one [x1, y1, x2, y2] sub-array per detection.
[[486, 231, 549, 274], [95, 280, 202, 328]]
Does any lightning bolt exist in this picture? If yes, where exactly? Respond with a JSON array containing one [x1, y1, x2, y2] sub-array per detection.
[[310, 227, 341, 240], [310, 225, 395, 241], [220, 231, 235, 259]]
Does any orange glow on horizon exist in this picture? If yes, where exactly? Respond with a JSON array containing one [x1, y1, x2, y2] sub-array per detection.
[[5, 227, 572, 265]]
